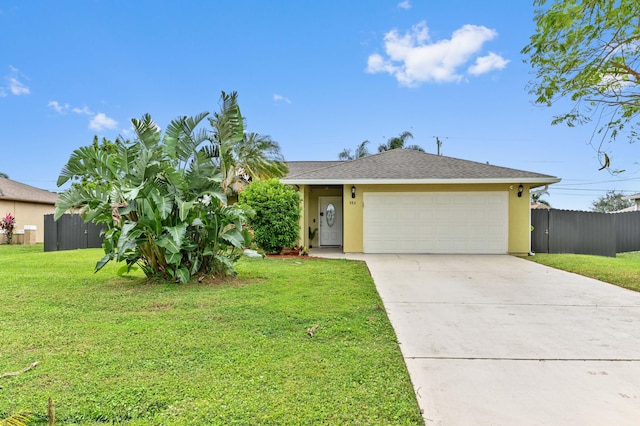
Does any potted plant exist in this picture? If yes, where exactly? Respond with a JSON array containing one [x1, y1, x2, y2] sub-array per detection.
[[308, 227, 318, 248]]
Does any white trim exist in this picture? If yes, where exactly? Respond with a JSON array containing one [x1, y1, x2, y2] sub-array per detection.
[[282, 177, 561, 186]]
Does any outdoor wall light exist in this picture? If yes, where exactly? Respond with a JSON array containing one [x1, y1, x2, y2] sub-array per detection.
[[517, 184, 524, 198], [351, 185, 356, 199]]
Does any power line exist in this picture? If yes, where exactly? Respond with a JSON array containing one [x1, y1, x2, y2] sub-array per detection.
[[553, 176, 640, 186]]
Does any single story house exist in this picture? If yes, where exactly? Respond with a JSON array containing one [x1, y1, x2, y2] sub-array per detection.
[[282, 149, 560, 255], [615, 193, 640, 212], [0, 177, 58, 243]]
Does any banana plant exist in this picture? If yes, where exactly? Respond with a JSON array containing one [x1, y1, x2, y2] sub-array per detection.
[[55, 93, 252, 283]]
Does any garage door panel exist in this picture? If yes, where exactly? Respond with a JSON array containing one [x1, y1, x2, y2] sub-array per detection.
[[363, 192, 508, 254]]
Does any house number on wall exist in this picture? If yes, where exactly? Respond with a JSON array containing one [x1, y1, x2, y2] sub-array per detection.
[[349, 201, 356, 205]]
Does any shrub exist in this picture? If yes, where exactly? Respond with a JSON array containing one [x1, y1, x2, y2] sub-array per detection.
[[0, 213, 16, 244], [239, 179, 301, 253], [55, 94, 251, 283]]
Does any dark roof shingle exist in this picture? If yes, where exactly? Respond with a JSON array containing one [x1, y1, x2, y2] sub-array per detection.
[[284, 149, 558, 183], [0, 178, 58, 204]]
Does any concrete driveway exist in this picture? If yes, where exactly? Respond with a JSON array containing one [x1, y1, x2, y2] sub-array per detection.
[[347, 254, 640, 425]]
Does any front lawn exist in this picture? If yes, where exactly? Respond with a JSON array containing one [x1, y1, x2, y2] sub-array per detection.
[[527, 252, 640, 292], [0, 245, 422, 425]]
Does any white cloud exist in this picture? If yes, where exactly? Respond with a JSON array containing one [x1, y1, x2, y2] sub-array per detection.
[[468, 52, 510, 75], [366, 21, 508, 86], [398, 0, 411, 10], [47, 100, 69, 113], [273, 94, 291, 104], [72, 106, 92, 115], [48, 101, 94, 116], [2, 67, 30, 96], [8, 77, 29, 95], [48, 100, 118, 132], [89, 113, 118, 131]]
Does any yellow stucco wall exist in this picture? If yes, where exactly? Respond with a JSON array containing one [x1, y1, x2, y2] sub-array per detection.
[[300, 183, 532, 254], [0, 200, 55, 243], [343, 184, 363, 253]]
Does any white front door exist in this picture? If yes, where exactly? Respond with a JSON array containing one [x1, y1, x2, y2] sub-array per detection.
[[319, 196, 342, 246]]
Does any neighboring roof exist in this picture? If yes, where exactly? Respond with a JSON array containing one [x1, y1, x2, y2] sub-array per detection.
[[531, 203, 552, 210], [0, 178, 58, 204], [612, 205, 639, 213], [627, 193, 640, 200], [283, 149, 560, 185]]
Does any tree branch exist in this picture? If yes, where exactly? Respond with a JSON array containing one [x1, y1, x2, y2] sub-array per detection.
[[1, 361, 39, 379]]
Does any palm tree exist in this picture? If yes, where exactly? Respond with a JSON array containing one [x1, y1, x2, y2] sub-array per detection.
[[231, 132, 288, 191], [377, 131, 424, 152], [338, 140, 371, 161], [207, 92, 288, 193], [531, 190, 550, 207]]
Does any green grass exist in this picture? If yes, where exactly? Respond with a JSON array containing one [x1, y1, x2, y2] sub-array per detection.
[[0, 245, 422, 425], [527, 252, 640, 292]]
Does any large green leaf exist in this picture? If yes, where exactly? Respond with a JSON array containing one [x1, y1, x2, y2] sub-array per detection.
[[162, 222, 187, 251], [57, 145, 120, 187], [164, 112, 210, 163], [150, 188, 173, 220], [117, 221, 142, 259], [131, 114, 161, 149], [156, 236, 180, 255], [221, 225, 246, 249], [122, 184, 144, 201], [165, 251, 183, 266], [175, 266, 190, 283], [139, 198, 159, 223], [178, 200, 195, 222], [95, 253, 113, 273]]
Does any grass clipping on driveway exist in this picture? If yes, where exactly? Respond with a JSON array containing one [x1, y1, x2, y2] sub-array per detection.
[[0, 246, 422, 425]]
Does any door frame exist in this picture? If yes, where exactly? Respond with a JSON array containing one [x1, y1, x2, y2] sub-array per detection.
[[318, 196, 343, 246]]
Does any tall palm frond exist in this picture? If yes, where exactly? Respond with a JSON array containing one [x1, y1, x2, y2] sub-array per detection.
[[208, 91, 245, 193], [354, 140, 371, 158], [338, 140, 371, 160], [206, 92, 287, 194], [235, 132, 288, 181], [404, 144, 425, 152], [163, 112, 210, 168], [378, 131, 417, 152], [131, 113, 162, 149], [338, 149, 353, 161]]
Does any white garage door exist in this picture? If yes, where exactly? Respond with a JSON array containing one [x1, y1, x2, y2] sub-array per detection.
[[363, 192, 508, 254]]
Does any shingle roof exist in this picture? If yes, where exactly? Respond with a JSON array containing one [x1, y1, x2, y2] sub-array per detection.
[[0, 178, 58, 204], [286, 161, 343, 177], [283, 149, 559, 184]]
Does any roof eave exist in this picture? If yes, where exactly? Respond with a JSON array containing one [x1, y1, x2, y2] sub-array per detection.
[[281, 177, 562, 186], [0, 196, 57, 205]]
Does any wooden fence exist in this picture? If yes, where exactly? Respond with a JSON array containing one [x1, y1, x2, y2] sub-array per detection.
[[531, 209, 640, 257]]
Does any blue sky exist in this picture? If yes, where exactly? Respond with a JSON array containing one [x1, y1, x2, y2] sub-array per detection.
[[1, 0, 639, 210]]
